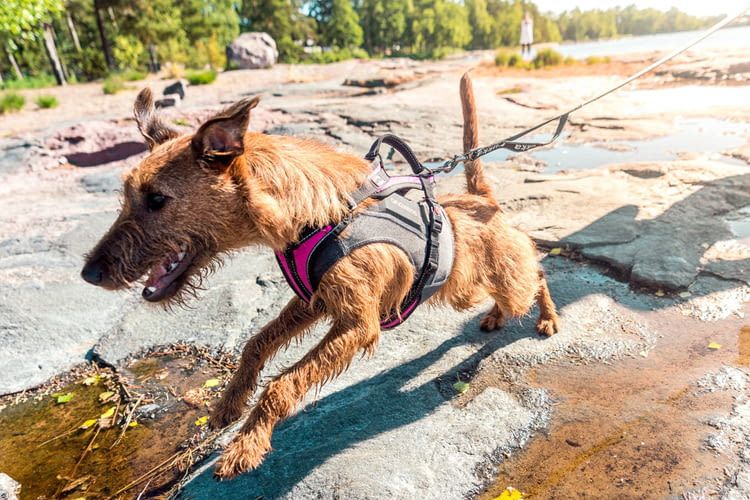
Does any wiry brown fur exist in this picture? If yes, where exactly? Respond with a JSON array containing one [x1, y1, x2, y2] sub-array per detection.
[[81, 73, 559, 479]]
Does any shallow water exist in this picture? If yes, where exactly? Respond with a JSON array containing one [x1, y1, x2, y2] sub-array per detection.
[[484, 118, 749, 172], [556, 25, 750, 59]]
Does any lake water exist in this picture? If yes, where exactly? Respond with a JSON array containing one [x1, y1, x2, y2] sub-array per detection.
[[554, 25, 750, 59], [483, 118, 749, 172]]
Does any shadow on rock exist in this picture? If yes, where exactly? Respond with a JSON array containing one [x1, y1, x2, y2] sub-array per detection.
[[181, 317, 535, 498], [66, 141, 148, 167], [561, 173, 750, 294]]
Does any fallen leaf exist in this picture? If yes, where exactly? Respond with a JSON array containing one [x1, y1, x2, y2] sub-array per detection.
[[565, 438, 581, 447], [100, 407, 115, 419], [203, 378, 220, 389], [128, 421, 138, 428], [453, 381, 470, 394], [639, 350, 648, 358], [679, 291, 692, 298], [80, 419, 98, 429], [494, 487, 524, 500], [655, 290, 665, 297], [195, 415, 209, 426], [82, 375, 100, 386], [549, 247, 562, 256], [56, 393, 74, 404], [98, 391, 115, 402], [708, 342, 722, 350]]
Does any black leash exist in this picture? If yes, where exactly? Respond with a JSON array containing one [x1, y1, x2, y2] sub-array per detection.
[[430, 4, 749, 175]]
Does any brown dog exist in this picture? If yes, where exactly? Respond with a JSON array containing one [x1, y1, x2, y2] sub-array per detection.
[[81, 73, 559, 478]]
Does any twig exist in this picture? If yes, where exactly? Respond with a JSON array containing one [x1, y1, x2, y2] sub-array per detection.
[[36, 424, 80, 448], [110, 394, 144, 449]]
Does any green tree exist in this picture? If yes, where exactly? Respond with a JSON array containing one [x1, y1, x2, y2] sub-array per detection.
[[466, 0, 493, 49], [182, 0, 239, 48], [239, 0, 311, 62], [358, 0, 412, 54], [311, 0, 363, 49]]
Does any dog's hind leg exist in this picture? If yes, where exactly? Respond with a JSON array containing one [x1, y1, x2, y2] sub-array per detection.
[[215, 311, 380, 479], [535, 270, 560, 337], [210, 298, 322, 429]]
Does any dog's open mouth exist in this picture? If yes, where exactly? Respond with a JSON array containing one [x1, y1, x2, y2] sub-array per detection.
[[142, 247, 194, 302]]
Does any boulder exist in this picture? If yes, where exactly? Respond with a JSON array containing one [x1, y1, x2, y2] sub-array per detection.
[[226, 32, 278, 69], [163, 80, 186, 100], [155, 95, 181, 108]]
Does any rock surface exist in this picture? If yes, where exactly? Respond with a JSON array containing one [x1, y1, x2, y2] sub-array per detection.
[[0, 473, 20, 500], [0, 49, 749, 498], [226, 32, 278, 69]]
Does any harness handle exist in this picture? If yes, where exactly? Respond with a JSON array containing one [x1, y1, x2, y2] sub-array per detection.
[[365, 134, 425, 175]]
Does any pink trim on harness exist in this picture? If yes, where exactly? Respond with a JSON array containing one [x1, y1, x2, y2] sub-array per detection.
[[275, 225, 334, 301]]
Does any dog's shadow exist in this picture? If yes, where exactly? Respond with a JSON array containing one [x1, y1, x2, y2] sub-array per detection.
[[181, 316, 533, 498], [181, 173, 750, 497]]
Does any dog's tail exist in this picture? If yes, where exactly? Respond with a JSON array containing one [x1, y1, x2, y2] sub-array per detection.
[[460, 72, 494, 199]]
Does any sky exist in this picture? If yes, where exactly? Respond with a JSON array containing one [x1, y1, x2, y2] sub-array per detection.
[[532, 0, 742, 17]]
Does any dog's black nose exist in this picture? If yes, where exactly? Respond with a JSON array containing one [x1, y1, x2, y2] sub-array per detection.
[[81, 258, 107, 286]]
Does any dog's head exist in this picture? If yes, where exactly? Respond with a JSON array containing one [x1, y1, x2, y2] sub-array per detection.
[[81, 89, 260, 305]]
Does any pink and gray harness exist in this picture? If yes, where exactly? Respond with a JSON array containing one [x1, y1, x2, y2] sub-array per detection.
[[275, 135, 455, 329]]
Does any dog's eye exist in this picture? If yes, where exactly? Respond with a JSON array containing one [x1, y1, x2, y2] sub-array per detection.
[[146, 193, 167, 212]]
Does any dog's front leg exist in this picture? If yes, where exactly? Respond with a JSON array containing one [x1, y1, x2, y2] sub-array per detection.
[[210, 298, 322, 429], [214, 312, 380, 479]]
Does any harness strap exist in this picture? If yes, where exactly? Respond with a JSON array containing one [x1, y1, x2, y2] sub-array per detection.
[[365, 133, 425, 175]]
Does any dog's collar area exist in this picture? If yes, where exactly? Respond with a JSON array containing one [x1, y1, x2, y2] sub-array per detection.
[[275, 134, 454, 330]]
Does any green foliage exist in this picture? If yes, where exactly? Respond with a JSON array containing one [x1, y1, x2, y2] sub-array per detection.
[[1, 74, 56, 89], [585, 55, 611, 65], [35, 94, 58, 108], [311, 0, 363, 49], [304, 46, 368, 64], [102, 75, 125, 94], [497, 86, 522, 95], [121, 69, 146, 81], [507, 53, 524, 68], [0, 0, 723, 84], [532, 47, 562, 68], [193, 33, 226, 69], [0, 92, 25, 113], [113, 35, 144, 70], [186, 68, 217, 84]]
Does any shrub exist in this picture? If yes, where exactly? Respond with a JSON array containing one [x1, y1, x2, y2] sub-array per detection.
[[102, 75, 125, 95], [162, 62, 185, 79], [121, 69, 146, 81], [585, 55, 611, 65], [193, 33, 226, 70], [35, 94, 58, 109], [113, 35, 145, 71], [507, 53, 525, 68], [532, 47, 563, 69], [2, 74, 56, 90], [495, 50, 510, 67], [564, 56, 577, 65], [0, 93, 25, 113], [186, 69, 217, 85], [303, 47, 370, 64]]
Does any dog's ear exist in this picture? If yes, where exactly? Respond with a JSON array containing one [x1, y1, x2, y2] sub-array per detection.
[[133, 88, 180, 149], [191, 96, 260, 168]]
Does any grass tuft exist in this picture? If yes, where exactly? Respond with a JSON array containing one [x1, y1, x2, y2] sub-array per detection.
[[0, 92, 25, 113], [185, 69, 217, 85], [35, 94, 58, 109]]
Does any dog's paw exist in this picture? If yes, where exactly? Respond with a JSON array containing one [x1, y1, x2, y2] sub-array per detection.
[[209, 400, 244, 430], [214, 429, 271, 479], [536, 316, 559, 337], [480, 310, 505, 332]]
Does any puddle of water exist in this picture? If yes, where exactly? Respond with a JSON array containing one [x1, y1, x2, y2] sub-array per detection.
[[727, 206, 750, 245], [482, 118, 749, 172], [477, 306, 749, 499], [0, 347, 231, 499], [738, 325, 750, 367]]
